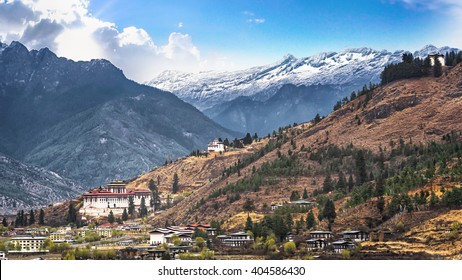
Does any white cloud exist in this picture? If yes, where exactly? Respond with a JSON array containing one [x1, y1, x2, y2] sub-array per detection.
[[247, 18, 266, 24], [243, 10, 265, 24], [178, 21, 183, 28], [0, 0, 208, 82], [161, 32, 200, 60]]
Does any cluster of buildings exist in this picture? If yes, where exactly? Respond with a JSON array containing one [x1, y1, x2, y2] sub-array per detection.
[[148, 224, 254, 248], [1, 221, 146, 255], [149, 224, 217, 245], [306, 230, 369, 253]]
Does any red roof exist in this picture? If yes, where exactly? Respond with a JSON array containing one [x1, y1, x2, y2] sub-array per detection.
[[83, 189, 150, 197]]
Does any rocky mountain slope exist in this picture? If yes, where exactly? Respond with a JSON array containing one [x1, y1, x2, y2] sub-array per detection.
[[0, 41, 237, 187], [0, 153, 85, 214], [203, 84, 344, 135], [138, 63, 462, 230]]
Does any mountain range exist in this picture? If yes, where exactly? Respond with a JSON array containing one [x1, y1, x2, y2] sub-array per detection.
[[148, 45, 459, 134], [0, 41, 236, 191], [143, 61, 462, 233]]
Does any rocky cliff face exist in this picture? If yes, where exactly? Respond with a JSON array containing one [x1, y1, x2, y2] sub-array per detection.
[[0, 41, 237, 188], [0, 153, 85, 214]]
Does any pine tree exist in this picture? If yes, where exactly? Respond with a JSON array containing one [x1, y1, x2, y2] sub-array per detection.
[[172, 173, 179, 194], [302, 188, 309, 199], [322, 174, 333, 193], [377, 197, 385, 214], [122, 208, 129, 221], [128, 196, 135, 218], [29, 210, 35, 225], [39, 209, 45, 225], [348, 174, 354, 193], [375, 174, 385, 197], [243, 133, 253, 145], [322, 199, 336, 231], [139, 197, 148, 218], [2, 217, 8, 227], [243, 198, 254, 212], [355, 150, 367, 185], [314, 113, 321, 124], [108, 210, 115, 224], [306, 210, 316, 229], [299, 216, 305, 231], [285, 212, 293, 232], [148, 179, 160, 211], [290, 190, 300, 201], [433, 56, 442, 77], [15, 211, 21, 227], [337, 172, 346, 192], [245, 214, 253, 232], [67, 203, 77, 224]]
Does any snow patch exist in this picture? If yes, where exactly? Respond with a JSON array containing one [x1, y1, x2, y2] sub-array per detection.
[[99, 138, 108, 144]]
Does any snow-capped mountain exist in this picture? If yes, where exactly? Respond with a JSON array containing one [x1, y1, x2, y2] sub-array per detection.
[[147, 45, 459, 111]]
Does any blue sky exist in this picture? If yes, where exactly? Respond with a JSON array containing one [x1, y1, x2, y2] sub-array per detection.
[[87, 0, 455, 63], [1, 0, 461, 81]]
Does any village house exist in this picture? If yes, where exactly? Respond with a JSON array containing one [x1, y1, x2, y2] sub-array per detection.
[[306, 238, 327, 251], [271, 203, 283, 211], [149, 228, 172, 245], [24, 227, 49, 236], [169, 245, 192, 259], [285, 233, 295, 242], [96, 223, 114, 238], [80, 180, 152, 216], [185, 223, 217, 236], [10, 236, 48, 253], [219, 232, 253, 247], [159, 196, 174, 205], [165, 232, 192, 245], [342, 230, 369, 242], [207, 139, 225, 152], [332, 240, 356, 253], [50, 232, 66, 242], [149, 227, 194, 246], [309, 230, 332, 240], [289, 199, 316, 209]]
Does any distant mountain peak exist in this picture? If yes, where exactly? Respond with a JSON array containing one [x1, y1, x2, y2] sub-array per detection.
[[280, 53, 296, 62], [5, 40, 29, 56]]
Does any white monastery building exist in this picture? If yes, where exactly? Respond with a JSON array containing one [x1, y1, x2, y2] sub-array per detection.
[[428, 54, 445, 66], [80, 180, 151, 216], [207, 139, 225, 152]]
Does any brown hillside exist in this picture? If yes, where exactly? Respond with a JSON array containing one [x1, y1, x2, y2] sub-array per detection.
[[126, 141, 269, 194], [146, 64, 462, 228]]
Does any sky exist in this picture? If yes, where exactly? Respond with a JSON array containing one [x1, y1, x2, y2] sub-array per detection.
[[1, 0, 461, 82]]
